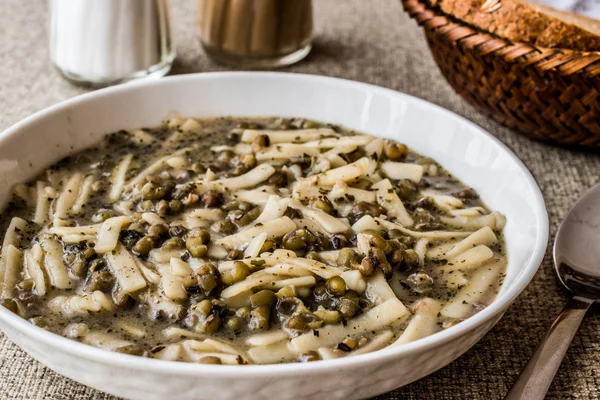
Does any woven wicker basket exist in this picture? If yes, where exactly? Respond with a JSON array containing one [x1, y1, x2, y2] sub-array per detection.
[[402, 0, 600, 148]]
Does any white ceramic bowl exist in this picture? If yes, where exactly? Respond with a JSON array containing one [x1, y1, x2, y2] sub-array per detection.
[[0, 72, 548, 400]]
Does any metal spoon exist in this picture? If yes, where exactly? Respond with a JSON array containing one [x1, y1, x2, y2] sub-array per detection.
[[504, 183, 600, 400]]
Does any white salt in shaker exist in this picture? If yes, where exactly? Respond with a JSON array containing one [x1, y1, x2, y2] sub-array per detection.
[[49, 0, 175, 87]]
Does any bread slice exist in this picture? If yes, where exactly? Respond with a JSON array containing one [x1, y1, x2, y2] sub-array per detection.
[[430, 0, 600, 51]]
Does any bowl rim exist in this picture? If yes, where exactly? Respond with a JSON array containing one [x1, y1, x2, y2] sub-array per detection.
[[0, 71, 549, 377]]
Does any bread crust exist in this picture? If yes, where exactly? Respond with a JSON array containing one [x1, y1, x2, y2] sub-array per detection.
[[430, 0, 600, 51]]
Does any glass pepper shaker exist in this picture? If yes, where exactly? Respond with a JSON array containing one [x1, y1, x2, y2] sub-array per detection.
[[197, 0, 313, 68]]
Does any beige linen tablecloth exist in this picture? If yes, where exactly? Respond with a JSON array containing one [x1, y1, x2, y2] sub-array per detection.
[[1, 0, 599, 399]]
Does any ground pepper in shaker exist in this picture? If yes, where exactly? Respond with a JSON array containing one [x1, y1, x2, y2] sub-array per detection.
[[197, 0, 313, 68], [49, 0, 175, 87]]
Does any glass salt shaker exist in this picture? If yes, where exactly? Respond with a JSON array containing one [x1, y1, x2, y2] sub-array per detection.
[[49, 0, 176, 87], [197, 0, 313, 68]]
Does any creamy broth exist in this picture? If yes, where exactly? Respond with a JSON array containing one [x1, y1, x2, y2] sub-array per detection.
[[0, 117, 506, 364]]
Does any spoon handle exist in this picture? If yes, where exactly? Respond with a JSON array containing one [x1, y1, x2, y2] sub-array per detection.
[[504, 296, 592, 400]]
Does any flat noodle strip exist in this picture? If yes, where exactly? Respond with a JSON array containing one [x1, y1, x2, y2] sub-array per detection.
[[49, 291, 115, 317], [206, 164, 276, 192], [223, 290, 253, 308], [373, 217, 473, 239], [307, 157, 375, 187], [24, 244, 47, 296], [440, 211, 506, 231], [326, 154, 347, 169], [329, 182, 376, 203], [72, 175, 95, 214], [426, 240, 459, 260], [142, 291, 184, 320], [208, 245, 228, 259], [141, 212, 165, 226], [371, 179, 413, 226], [216, 216, 296, 249], [114, 321, 146, 339], [256, 144, 320, 160], [420, 191, 463, 211], [223, 290, 252, 309], [39, 236, 73, 289], [290, 298, 409, 354], [159, 258, 195, 301], [95, 216, 131, 253], [217, 250, 298, 272], [162, 327, 206, 340], [287, 199, 349, 234], [244, 232, 267, 258], [318, 249, 342, 263], [364, 138, 384, 159], [443, 227, 498, 259], [351, 330, 394, 356], [241, 128, 337, 144], [158, 265, 188, 301], [49, 224, 102, 236], [109, 154, 133, 201], [82, 331, 131, 350], [414, 238, 429, 266], [113, 200, 135, 216], [293, 218, 328, 236], [303, 135, 373, 148], [153, 344, 182, 361], [220, 273, 279, 298], [179, 118, 202, 134], [105, 244, 147, 294], [444, 270, 468, 290], [127, 147, 192, 188], [317, 347, 340, 360], [450, 206, 487, 217], [130, 129, 157, 145], [261, 264, 314, 277], [1, 245, 23, 299], [1, 217, 27, 252], [247, 340, 296, 364], [135, 259, 161, 285], [356, 233, 374, 256], [12, 184, 34, 205], [441, 260, 504, 319], [259, 275, 316, 290], [291, 181, 324, 201], [233, 189, 273, 206], [246, 330, 289, 347], [442, 245, 494, 271], [365, 272, 398, 304], [34, 181, 52, 225], [211, 143, 253, 154], [184, 350, 247, 365], [391, 298, 442, 346], [253, 195, 287, 224], [185, 338, 243, 355], [351, 214, 384, 232], [185, 208, 223, 221], [54, 173, 84, 223], [340, 270, 367, 293], [380, 161, 423, 182], [323, 144, 357, 157], [282, 258, 343, 279], [62, 226, 94, 242], [149, 248, 186, 264]]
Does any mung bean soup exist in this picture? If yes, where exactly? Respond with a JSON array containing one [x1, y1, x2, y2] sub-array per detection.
[[0, 116, 507, 364]]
